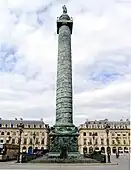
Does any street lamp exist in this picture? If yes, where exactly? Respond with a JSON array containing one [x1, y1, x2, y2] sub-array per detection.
[[105, 124, 111, 163], [92, 132, 96, 151], [17, 122, 24, 163], [33, 132, 36, 153], [116, 137, 119, 158]]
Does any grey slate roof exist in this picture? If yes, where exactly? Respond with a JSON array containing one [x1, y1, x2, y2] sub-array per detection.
[[0, 119, 46, 126], [84, 119, 130, 126]]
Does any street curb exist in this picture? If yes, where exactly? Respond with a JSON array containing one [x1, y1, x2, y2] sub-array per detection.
[[25, 162, 119, 166]]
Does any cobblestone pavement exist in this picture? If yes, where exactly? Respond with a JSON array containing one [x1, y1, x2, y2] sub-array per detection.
[[0, 154, 130, 170]]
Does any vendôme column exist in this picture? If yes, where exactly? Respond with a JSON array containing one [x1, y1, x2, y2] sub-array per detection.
[[56, 5, 73, 126]]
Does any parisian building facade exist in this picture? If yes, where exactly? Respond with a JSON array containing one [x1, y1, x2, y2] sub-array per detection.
[[0, 118, 49, 154], [0, 118, 130, 155], [78, 119, 130, 155]]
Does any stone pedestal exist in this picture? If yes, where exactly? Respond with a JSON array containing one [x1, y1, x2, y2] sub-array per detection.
[[49, 125, 78, 154]]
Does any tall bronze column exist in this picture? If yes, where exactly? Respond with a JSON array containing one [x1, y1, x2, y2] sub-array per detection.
[[49, 6, 78, 155], [56, 5, 73, 126]]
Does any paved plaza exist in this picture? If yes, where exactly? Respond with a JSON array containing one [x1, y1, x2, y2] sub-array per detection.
[[0, 154, 130, 170]]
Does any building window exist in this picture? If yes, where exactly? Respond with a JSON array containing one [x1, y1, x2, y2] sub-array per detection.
[[123, 140, 126, 145], [128, 133, 130, 136], [23, 138, 27, 145], [7, 132, 10, 135], [117, 140, 120, 144], [112, 140, 115, 145], [101, 139, 104, 145], [41, 138, 44, 144], [29, 138, 33, 145], [89, 132, 92, 136], [95, 139, 98, 145], [36, 138, 39, 144], [42, 132, 44, 136], [39, 125, 42, 128], [12, 139, 15, 144], [1, 132, 4, 135], [5, 124, 7, 128], [123, 134, 126, 136], [0, 139, 3, 143], [11, 124, 13, 128], [28, 125, 30, 128], [36, 132, 39, 136], [83, 132, 86, 136], [88, 139, 92, 145], [95, 132, 98, 136], [83, 139, 87, 145], [6, 140, 9, 144], [34, 124, 36, 128], [12, 132, 16, 135], [112, 133, 115, 136], [0, 124, 2, 127]]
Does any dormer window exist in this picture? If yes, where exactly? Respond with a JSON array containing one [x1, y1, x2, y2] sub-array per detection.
[[11, 124, 13, 128], [0, 124, 2, 127], [34, 124, 36, 128]]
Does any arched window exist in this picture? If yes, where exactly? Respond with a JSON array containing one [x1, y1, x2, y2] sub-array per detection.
[[28, 146, 33, 154], [124, 147, 128, 153], [95, 147, 99, 152], [112, 147, 116, 153], [83, 147, 87, 154], [101, 147, 105, 153]]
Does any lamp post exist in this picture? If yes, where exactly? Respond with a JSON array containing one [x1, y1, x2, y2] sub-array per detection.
[[33, 132, 36, 154], [105, 124, 111, 163], [92, 132, 96, 151], [116, 137, 119, 158], [17, 122, 24, 163]]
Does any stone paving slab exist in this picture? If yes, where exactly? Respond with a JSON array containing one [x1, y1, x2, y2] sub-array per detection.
[[0, 155, 129, 170]]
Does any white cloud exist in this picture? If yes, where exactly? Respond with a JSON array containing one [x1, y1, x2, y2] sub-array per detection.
[[0, 0, 131, 125]]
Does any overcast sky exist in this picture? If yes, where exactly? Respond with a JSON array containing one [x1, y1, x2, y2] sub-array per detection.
[[0, 0, 131, 125]]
